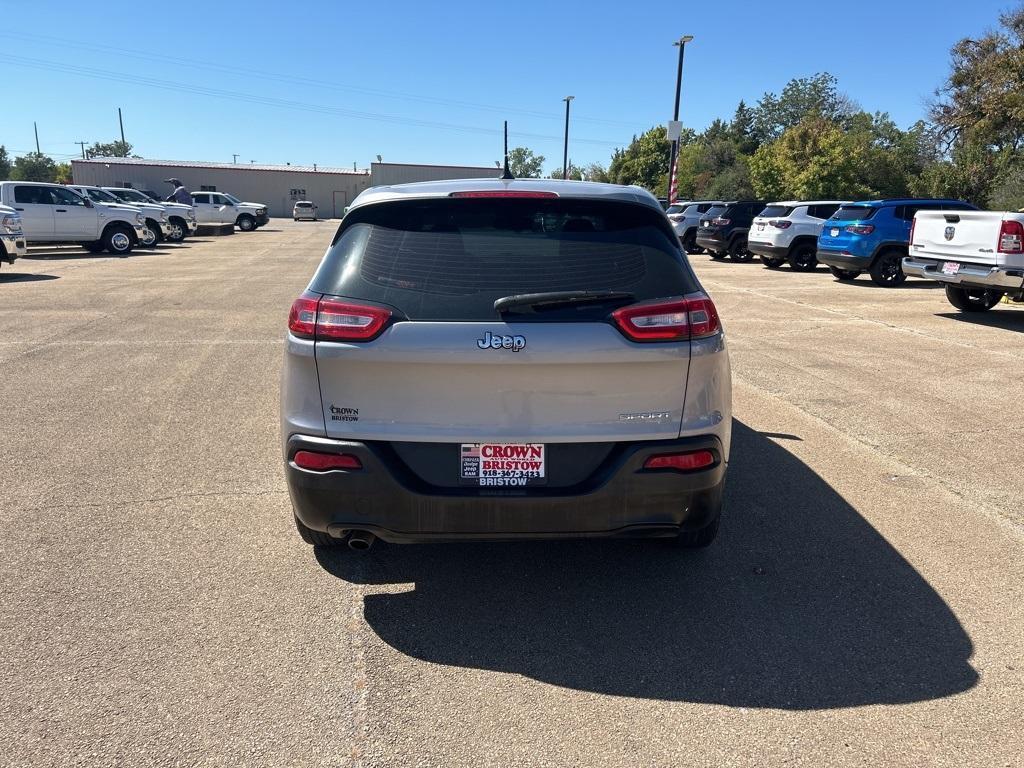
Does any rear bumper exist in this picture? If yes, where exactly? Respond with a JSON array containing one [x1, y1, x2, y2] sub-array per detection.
[[902, 257, 1024, 292], [817, 248, 868, 269], [695, 232, 727, 251], [285, 434, 726, 542], [748, 241, 788, 259]]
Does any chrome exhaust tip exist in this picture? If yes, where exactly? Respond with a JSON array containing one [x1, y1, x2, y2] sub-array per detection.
[[347, 532, 375, 551]]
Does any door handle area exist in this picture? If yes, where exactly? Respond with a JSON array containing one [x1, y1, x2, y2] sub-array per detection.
[[56, 208, 67, 212], [14, 207, 24, 211]]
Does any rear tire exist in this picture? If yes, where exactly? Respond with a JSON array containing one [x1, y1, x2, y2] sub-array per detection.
[[237, 214, 256, 231], [102, 224, 134, 256], [728, 237, 754, 262], [869, 250, 907, 287], [760, 255, 786, 269], [671, 513, 720, 548], [829, 266, 861, 281], [788, 242, 818, 272], [709, 251, 726, 260], [944, 285, 1004, 312], [294, 515, 343, 547]]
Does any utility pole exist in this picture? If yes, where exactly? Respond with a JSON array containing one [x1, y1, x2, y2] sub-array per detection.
[[667, 36, 693, 203], [34, 122, 40, 153], [76, 141, 87, 159], [562, 96, 574, 180], [118, 108, 126, 145], [232, 154, 239, 164]]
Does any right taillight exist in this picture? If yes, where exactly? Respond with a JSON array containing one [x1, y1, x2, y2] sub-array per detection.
[[288, 292, 392, 342], [611, 295, 721, 342], [909, 217, 916, 246], [998, 220, 1024, 253], [845, 225, 875, 235]]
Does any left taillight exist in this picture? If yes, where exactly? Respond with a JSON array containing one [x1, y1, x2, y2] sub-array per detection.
[[288, 291, 392, 342], [611, 295, 721, 342]]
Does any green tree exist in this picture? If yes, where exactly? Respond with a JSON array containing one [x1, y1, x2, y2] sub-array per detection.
[[548, 163, 584, 181], [607, 126, 671, 195], [750, 117, 866, 200], [751, 73, 855, 144], [55, 162, 73, 184], [86, 139, 134, 159], [11, 152, 58, 182], [507, 146, 545, 178], [581, 162, 609, 182], [0, 145, 11, 178]]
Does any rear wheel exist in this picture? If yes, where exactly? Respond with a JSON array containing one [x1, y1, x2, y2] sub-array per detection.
[[945, 285, 1004, 312], [102, 224, 134, 256], [294, 515, 343, 547], [829, 266, 861, 281], [237, 214, 256, 231], [760, 255, 785, 269], [671, 513, 720, 548], [728, 237, 754, 262], [869, 250, 907, 287], [682, 230, 702, 255], [788, 242, 818, 272]]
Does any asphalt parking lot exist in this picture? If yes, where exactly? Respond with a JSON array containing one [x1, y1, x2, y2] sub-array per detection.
[[1, 221, 1022, 767]]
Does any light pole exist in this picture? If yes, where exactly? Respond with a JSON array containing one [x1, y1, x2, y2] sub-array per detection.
[[667, 35, 693, 202], [562, 96, 574, 180]]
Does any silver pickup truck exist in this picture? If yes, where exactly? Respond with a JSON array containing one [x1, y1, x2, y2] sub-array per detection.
[[904, 210, 1024, 312]]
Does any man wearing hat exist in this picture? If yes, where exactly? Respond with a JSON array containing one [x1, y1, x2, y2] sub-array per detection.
[[164, 178, 193, 205]]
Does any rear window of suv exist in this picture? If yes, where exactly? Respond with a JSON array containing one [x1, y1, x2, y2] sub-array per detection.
[[758, 205, 794, 218], [832, 205, 878, 221], [310, 197, 698, 322]]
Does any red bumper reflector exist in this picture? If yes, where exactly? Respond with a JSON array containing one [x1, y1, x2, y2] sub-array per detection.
[[643, 450, 715, 471], [293, 451, 362, 471]]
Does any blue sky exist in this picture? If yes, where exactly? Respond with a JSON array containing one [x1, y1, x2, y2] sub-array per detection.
[[2, 0, 1016, 172]]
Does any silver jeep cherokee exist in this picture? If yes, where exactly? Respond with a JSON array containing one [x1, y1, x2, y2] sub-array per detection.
[[281, 178, 732, 549]]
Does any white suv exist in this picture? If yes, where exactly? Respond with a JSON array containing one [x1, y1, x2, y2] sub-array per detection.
[[748, 201, 847, 271]]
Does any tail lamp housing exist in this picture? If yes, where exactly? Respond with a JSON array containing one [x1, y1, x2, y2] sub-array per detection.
[[288, 291, 392, 342], [293, 450, 363, 471], [998, 220, 1024, 254], [844, 225, 875, 235], [769, 220, 792, 229], [611, 295, 721, 342]]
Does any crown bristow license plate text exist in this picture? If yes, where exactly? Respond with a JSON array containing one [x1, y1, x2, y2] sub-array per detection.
[[461, 443, 546, 487]]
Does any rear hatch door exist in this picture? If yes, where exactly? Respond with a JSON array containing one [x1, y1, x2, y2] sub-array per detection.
[[308, 195, 699, 444]]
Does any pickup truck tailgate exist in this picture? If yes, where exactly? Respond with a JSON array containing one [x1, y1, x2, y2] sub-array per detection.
[[911, 210, 1024, 269]]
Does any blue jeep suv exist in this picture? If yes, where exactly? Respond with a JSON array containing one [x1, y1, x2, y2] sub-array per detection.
[[817, 199, 977, 286]]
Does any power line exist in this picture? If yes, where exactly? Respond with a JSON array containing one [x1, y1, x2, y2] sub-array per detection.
[[5, 55, 626, 148]]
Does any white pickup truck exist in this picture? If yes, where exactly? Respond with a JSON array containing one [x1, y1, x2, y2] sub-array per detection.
[[191, 191, 269, 231], [103, 187, 197, 242], [0, 181, 147, 255], [904, 210, 1024, 312], [0, 203, 26, 268]]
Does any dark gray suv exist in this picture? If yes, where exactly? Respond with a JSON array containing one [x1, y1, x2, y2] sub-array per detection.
[[281, 179, 732, 549]]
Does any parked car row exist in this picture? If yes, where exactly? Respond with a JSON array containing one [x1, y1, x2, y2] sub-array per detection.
[[668, 195, 1023, 312], [0, 181, 272, 266]]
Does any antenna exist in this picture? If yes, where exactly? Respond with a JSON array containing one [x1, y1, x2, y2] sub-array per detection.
[[501, 120, 514, 180]]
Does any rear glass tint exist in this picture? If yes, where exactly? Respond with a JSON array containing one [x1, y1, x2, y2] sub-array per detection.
[[310, 198, 697, 322], [832, 206, 877, 222], [759, 205, 794, 218], [703, 205, 727, 219], [666, 204, 686, 215]]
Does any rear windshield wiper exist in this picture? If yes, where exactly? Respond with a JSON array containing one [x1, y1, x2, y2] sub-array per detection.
[[494, 290, 636, 313]]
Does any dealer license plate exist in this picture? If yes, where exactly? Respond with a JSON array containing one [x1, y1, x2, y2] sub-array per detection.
[[830, 227, 840, 237], [460, 443, 546, 487], [942, 261, 961, 275]]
